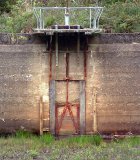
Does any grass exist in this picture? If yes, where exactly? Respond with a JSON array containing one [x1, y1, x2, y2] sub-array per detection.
[[65, 135, 103, 146], [0, 132, 140, 160]]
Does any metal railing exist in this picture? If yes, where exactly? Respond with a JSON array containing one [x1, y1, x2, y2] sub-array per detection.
[[33, 7, 103, 30]]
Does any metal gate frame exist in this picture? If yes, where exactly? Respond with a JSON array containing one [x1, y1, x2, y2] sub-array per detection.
[[49, 80, 86, 135]]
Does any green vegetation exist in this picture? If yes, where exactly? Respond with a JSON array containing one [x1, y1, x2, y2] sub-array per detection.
[[101, 1, 140, 33], [0, 0, 16, 14], [0, 132, 140, 160], [0, 0, 140, 33], [0, 1, 35, 33], [65, 135, 103, 146]]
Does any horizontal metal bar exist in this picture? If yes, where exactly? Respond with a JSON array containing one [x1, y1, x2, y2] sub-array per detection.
[[34, 28, 102, 32], [33, 7, 103, 10], [55, 79, 85, 81]]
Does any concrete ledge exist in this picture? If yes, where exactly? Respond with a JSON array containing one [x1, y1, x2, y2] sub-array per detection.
[[0, 33, 140, 44], [89, 33, 140, 44]]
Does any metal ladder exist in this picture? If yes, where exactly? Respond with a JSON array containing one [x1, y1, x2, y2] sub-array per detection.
[[39, 97, 49, 135]]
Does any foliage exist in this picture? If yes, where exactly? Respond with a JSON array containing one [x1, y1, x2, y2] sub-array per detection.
[[101, 0, 128, 5], [66, 135, 103, 146], [15, 130, 55, 144], [15, 130, 34, 138], [0, 0, 140, 33], [115, 136, 140, 147], [0, 134, 140, 160], [28, 149, 39, 158], [0, 0, 35, 33], [39, 133, 55, 144], [100, 1, 140, 32], [0, 0, 17, 14]]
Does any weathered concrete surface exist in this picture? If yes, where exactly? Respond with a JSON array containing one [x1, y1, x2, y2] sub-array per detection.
[[0, 42, 49, 133], [0, 33, 140, 134], [87, 42, 140, 134]]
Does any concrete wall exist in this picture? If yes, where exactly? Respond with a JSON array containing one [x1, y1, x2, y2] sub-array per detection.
[[87, 33, 140, 134], [0, 33, 140, 134], [0, 34, 49, 133]]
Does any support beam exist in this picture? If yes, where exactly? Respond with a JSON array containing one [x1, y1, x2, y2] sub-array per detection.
[[93, 92, 97, 133], [80, 80, 86, 134], [91, 51, 97, 133], [77, 33, 80, 53], [39, 96, 43, 135], [55, 33, 59, 66], [66, 53, 69, 78], [49, 80, 56, 135], [49, 37, 52, 81], [77, 33, 80, 65], [84, 37, 88, 79]]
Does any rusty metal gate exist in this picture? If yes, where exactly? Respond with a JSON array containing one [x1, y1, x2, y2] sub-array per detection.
[[50, 80, 85, 135], [49, 53, 86, 135], [48, 34, 87, 136], [55, 80, 80, 135]]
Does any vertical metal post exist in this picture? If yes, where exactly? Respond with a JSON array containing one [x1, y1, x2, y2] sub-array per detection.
[[84, 37, 88, 79], [93, 92, 97, 133], [42, 10, 44, 29], [65, 9, 70, 26], [77, 33, 80, 54], [77, 33, 80, 66], [49, 80, 56, 135], [77, 104, 80, 134], [66, 52, 69, 110], [90, 8, 92, 28], [91, 51, 97, 133], [39, 96, 43, 135], [49, 36, 52, 81], [96, 9, 99, 29], [55, 33, 59, 66], [80, 81, 86, 134], [40, 9, 42, 29], [55, 105, 59, 135], [66, 53, 69, 78], [93, 18, 97, 29]]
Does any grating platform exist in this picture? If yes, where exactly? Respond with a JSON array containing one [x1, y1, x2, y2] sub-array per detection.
[[34, 25, 102, 35], [33, 7, 103, 35]]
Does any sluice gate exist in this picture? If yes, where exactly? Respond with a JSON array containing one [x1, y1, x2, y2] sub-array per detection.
[[35, 6, 103, 135]]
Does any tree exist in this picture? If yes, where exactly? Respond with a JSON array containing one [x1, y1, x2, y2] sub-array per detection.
[[0, 0, 17, 14]]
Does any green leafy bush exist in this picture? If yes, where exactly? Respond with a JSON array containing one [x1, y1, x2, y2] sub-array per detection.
[[0, 0, 35, 33], [0, 0, 140, 33], [0, 0, 17, 14], [100, 2, 140, 32]]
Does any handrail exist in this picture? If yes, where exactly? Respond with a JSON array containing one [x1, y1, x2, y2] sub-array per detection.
[[33, 7, 103, 31], [33, 7, 103, 9]]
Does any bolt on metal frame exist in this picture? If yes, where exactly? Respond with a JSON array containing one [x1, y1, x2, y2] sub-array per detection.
[[33, 7, 103, 31]]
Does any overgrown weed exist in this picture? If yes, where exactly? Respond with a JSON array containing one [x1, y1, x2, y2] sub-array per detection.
[[39, 133, 55, 145], [115, 136, 140, 147], [57, 135, 103, 148], [15, 130, 34, 138], [0, 133, 140, 160]]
